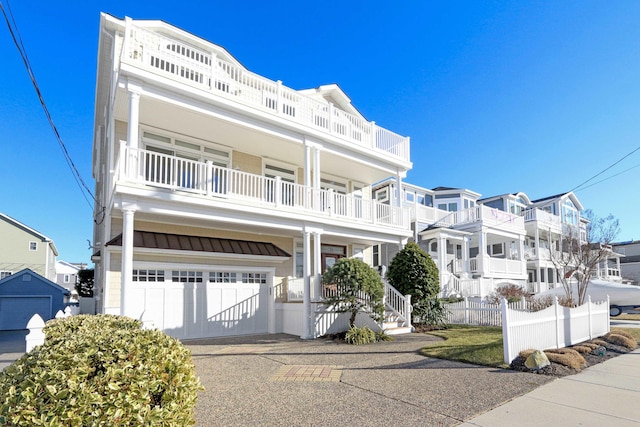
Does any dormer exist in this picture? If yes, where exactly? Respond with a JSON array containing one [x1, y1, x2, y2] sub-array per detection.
[[432, 187, 482, 212], [298, 84, 364, 117], [479, 192, 531, 215]]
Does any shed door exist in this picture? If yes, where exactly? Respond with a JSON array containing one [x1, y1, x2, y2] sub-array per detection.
[[0, 296, 52, 330]]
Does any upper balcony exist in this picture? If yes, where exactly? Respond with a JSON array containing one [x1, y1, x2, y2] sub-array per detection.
[[522, 208, 562, 231], [432, 205, 525, 234], [115, 143, 411, 231], [119, 22, 410, 163]]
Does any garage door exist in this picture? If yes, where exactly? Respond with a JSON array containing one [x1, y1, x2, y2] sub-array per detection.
[[129, 269, 269, 340], [0, 296, 52, 331]]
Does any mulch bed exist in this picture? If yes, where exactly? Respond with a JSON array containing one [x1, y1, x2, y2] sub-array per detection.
[[509, 342, 632, 377]]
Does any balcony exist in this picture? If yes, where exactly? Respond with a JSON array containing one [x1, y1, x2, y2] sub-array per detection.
[[470, 256, 525, 276], [434, 205, 524, 232], [522, 208, 562, 229], [117, 144, 410, 230], [121, 24, 410, 162]]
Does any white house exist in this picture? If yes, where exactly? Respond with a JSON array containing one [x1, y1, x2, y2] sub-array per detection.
[[91, 14, 414, 340], [55, 260, 87, 293]]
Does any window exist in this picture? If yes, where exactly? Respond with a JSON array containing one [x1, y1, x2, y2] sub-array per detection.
[[405, 191, 415, 203], [437, 203, 447, 211], [242, 273, 267, 284], [372, 245, 380, 266], [540, 268, 545, 282], [487, 243, 504, 256], [0, 271, 12, 279], [375, 188, 389, 202], [172, 270, 203, 283], [464, 200, 469, 209], [209, 272, 237, 283], [132, 269, 165, 282], [29, 241, 37, 251], [64, 274, 70, 283], [562, 199, 578, 225], [448, 203, 458, 212], [295, 241, 304, 277]]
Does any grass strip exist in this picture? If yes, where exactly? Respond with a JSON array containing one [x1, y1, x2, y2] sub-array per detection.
[[420, 324, 506, 368]]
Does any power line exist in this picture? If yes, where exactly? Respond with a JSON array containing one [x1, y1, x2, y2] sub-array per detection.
[[574, 163, 640, 192], [0, 0, 100, 217], [570, 143, 640, 193]]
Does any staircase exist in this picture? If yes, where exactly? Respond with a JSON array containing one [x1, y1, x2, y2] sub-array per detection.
[[382, 281, 413, 335]]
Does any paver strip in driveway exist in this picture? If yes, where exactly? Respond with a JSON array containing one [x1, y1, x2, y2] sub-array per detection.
[[271, 365, 343, 382]]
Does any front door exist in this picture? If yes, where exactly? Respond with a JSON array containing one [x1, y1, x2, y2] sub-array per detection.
[[322, 254, 342, 272]]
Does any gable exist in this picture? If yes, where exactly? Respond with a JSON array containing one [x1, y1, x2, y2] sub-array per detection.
[[0, 269, 70, 296]]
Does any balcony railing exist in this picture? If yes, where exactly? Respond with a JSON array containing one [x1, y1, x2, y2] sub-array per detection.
[[470, 256, 524, 276], [434, 205, 524, 231], [122, 24, 410, 162], [522, 208, 562, 227], [118, 144, 410, 229]]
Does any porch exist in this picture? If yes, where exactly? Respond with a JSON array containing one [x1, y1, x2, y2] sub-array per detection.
[[115, 144, 411, 230]]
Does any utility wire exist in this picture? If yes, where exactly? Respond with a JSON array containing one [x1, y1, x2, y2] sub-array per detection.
[[1, 0, 100, 217], [574, 163, 640, 192], [570, 143, 640, 193]]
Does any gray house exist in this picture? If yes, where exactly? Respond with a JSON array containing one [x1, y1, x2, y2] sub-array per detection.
[[0, 269, 70, 330], [613, 240, 640, 285]]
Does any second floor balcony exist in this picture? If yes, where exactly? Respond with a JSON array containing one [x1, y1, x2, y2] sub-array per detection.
[[115, 144, 411, 231]]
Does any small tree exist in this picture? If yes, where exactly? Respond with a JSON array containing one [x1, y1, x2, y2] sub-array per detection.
[[550, 209, 620, 305], [76, 268, 95, 297], [386, 242, 440, 323], [322, 258, 384, 327], [386, 242, 440, 299]]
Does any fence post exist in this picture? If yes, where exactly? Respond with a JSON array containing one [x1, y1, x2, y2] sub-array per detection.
[[26, 314, 45, 352], [554, 296, 561, 349], [464, 297, 469, 325], [501, 297, 511, 364], [606, 295, 611, 333], [587, 295, 593, 339], [520, 295, 526, 310]]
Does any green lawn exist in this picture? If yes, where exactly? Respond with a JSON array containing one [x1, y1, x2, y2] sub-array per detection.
[[420, 325, 507, 368], [420, 324, 640, 369]]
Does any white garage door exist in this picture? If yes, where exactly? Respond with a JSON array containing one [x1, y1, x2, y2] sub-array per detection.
[[0, 296, 52, 331], [130, 269, 269, 340]]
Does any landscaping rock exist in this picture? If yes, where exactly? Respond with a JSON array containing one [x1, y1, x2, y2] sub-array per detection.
[[524, 349, 550, 370]]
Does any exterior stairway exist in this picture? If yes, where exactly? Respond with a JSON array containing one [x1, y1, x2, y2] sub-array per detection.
[[381, 280, 413, 335]]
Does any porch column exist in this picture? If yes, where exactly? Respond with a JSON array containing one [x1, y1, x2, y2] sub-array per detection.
[[616, 256, 621, 277], [478, 229, 487, 275], [313, 145, 321, 190], [126, 80, 142, 179], [462, 236, 470, 275], [120, 207, 135, 318], [313, 231, 322, 301], [534, 227, 540, 258], [303, 140, 312, 209], [396, 170, 403, 208], [438, 235, 447, 275], [302, 230, 312, 339]]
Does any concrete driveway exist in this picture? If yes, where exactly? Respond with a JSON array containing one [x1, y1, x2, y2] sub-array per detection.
[[186, 333, 552, 426]]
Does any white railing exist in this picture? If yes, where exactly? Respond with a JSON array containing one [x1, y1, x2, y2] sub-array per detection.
[[441, 274, 481, 297], [384, 281, 411, 328], [444, 297, 530, 327], [501, 296, 610, 363], [123, 24, 409, 162], [120, 145, 410, 229], [433, 205, 524, 231], [486, 258, 524, 275], [522, 208, 562, 228]]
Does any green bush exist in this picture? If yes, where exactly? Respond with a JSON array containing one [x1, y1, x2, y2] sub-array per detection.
[[345, 325, 376, 345], [415, 297, 449, 329], [0, 314, 202, 426], [375, 330, 393, 342]]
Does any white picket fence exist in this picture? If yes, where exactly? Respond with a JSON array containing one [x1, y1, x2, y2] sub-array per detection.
[[25, 306, 79, 352], [501, 296, 610, 364], [444, 297, 530, 326]]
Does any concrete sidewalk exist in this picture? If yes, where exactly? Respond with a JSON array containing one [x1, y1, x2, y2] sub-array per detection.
[[461, 348, 640, 426]]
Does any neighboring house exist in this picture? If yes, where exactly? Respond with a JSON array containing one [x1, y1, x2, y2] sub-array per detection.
[[0, 212, 58, 281], [55, 260, 87, 294], [372, 180, 621, 298], [0, 269, 70, 330], [613, 240, 640, 285], [92, 14, 414, 341]]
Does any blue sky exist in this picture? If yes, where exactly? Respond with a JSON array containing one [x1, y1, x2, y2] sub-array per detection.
[[1, 1, 639, 265]]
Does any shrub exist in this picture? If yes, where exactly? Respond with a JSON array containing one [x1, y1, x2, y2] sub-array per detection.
[[603, 332, 638, 350], [527, 295, 576, 312], [544, 348, 587, 370], [375, 330, 393, 342], [487, 284, 527, 304], [323, 258, 384, 326], [345, 325, 376, 345], [387, 242, 439, 298], [415, 297, 449, 329], [0, 314, 202, 426]]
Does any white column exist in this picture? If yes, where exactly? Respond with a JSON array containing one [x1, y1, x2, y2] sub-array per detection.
[[438, 235, 447, 275], [462, 236, 470, 275], [126, 83, 141, 179], [302, 230, 312, 339], [396, 171, 403, 208], [313, 232, 322, 301], [313, 146, 321, 190], [478, 230, 487, 274], [304, 143, 311, 209], [121, 208, 135, 317]]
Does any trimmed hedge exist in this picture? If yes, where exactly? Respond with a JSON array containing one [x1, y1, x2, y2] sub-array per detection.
[[0, 314, 202, 426]]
